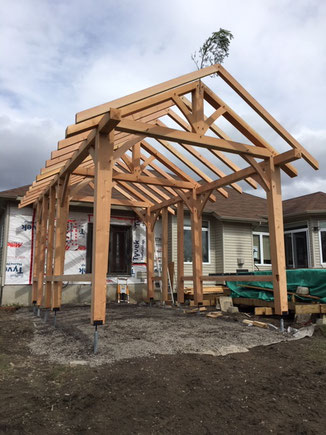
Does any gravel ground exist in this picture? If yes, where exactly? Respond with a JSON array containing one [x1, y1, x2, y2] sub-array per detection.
[[22, 303, 295, 366]]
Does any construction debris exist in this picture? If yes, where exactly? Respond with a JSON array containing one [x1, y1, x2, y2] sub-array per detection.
[[243, 319, 269, 329], [206, 311, 223, 318]]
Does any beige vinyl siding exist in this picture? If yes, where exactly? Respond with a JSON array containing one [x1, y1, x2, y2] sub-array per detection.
[[309, 216, 326, 267], [215, 220, 224, 273], [223, 222, 254, 273], [170, 213, 221, 285]]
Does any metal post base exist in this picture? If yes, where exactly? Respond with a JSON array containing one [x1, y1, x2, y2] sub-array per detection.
[[94, 325, 98, 354], [37, 307, 41, 317], [280, 317, 284, 332], [44, 310, 49, 323], [33, 304, 37, 315]]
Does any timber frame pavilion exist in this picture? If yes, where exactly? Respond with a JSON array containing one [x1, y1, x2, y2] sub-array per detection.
[[19, 64, 319, 324]]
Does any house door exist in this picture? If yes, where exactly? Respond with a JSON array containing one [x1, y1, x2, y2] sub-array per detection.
[[86, 223, 132, 275], [284, 230, 309, 269], [108, 225, 132, 275]]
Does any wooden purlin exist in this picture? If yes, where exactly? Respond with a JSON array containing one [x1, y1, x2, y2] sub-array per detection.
[[217, 65, 319, 170]]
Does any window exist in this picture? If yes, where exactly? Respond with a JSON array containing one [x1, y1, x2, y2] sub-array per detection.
[[184, 219, 210, 263], [319, 225, 326, 265], [86, 223, 132, 275], [284, 229, 309, 269], [253, 232, 271, 265]]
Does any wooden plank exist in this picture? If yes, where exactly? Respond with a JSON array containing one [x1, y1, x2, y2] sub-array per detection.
[[76, 64, 220, 123], [52, 181, 70, 309], [217, 65, 319, 170], [115, 119, 273, 158], [162, 208, 169, 302], [44, 187, 56, 308], [295, 304, 321, 315], [182, 275, 273, 282], [177, 202, 184, 304], [46, 274, 92, 282], [266, 158, 288, 315], [36, 195, 49, 306], [91, 131, 114, 325]]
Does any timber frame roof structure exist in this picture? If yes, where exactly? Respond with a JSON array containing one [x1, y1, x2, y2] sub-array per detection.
[[20, 64, 318, 323]]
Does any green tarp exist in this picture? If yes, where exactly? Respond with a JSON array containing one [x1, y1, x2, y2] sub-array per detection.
[[226, 269, 326, 303]]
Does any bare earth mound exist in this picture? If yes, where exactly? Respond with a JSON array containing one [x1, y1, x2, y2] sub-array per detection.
[[0, 305, 325, 434]]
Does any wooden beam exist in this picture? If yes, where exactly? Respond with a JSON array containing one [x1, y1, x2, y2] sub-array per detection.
[[146, 209, 155, 300], [217, 65, 319, 170], [196, 149, 302, 196], [191, 191, 203, 305], [76, 64, 220, 123], [46, 274, 92, 282], [115, 119, 273, 158], [44, 187, 56, 308], [32, 202, 41, 304], [36, 195, 49, 306], [113, 172, 194, 189], [113, 135, 145, 162], [177, 202, 184, 303], [52, 181, 70, 309], [266, 158, 288, 314], [162, 208, 169, 302], [191, 82, 205, 133], [91, 131, 114, 325]]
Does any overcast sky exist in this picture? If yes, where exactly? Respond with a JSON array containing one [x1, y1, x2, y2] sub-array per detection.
[[0, 0, 325, 199]]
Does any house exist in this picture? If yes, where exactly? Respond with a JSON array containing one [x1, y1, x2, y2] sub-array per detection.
[[1, 184, 325, 306]]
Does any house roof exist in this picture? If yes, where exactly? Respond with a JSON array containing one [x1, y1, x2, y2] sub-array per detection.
[[0, 185, 30, 199], [283, 192, 326, 216], [204, 187, 267, 221]]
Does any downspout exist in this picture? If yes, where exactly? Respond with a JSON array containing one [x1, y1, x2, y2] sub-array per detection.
[[0, 204, 10, 306]]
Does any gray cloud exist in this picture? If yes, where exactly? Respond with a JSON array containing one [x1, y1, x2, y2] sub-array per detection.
[[0, 0, 325, 199]]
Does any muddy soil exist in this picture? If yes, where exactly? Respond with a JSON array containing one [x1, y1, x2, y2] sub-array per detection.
[[0, 305, 325, 434]]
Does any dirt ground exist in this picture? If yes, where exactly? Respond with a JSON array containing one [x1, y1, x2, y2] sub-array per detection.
[[0, 304, 326, 434]]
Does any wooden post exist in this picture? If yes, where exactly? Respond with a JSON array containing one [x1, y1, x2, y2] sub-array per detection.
[[266, 158, 288, 315], [191, 191, 203, 305], [91, 131, 114, 325], [162, 207, 168, 302], [146, 209, 155, 300], [177, 201, 184, 303], [52, 179, 70, 309], [44, 186, 56, 308], [36, 194, 49, 306], [32, 201, 42, 304]]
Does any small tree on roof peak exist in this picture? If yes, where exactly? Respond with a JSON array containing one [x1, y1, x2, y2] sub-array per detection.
[[191, 29, 234, 70]]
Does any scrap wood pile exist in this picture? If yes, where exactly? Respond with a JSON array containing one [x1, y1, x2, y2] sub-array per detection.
[[226, 269, 326, 314], [185, 285, 230, 306]]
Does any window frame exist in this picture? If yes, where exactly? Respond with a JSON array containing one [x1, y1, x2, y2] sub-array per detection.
[[284, 227, 310, 269], [253, 232, 271, 266], [184, 219, 211, 265], [319, 227, 326, 266]]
